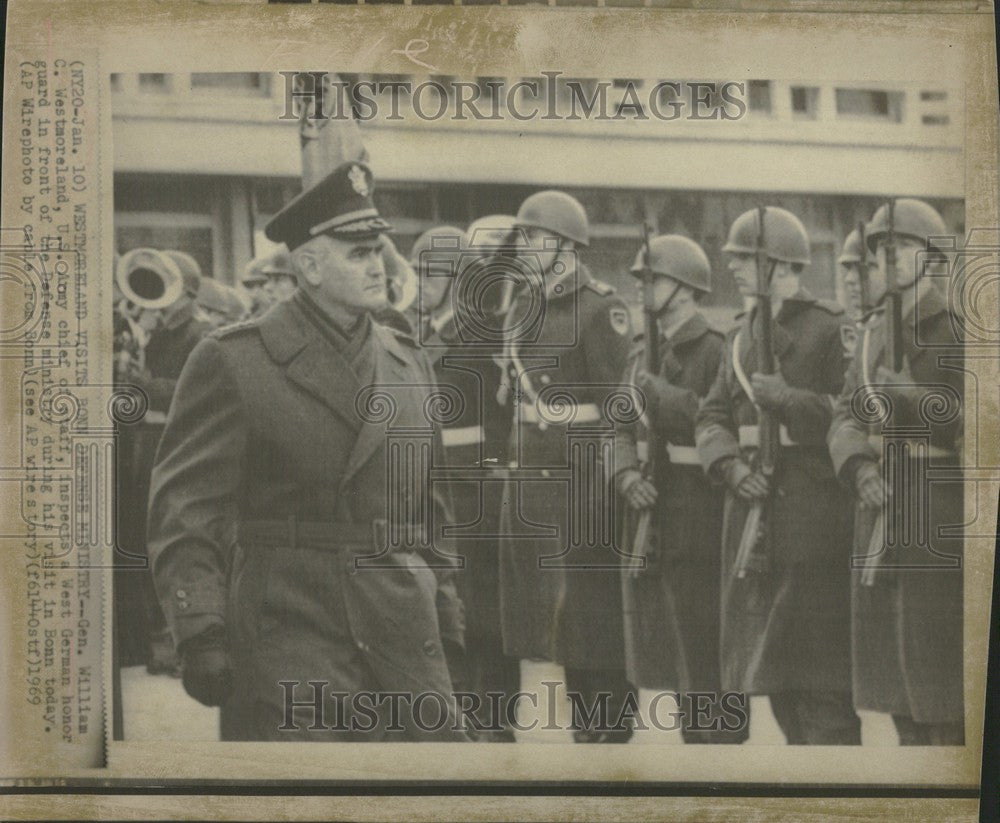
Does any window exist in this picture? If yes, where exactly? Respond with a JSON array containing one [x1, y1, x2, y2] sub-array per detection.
[[110, 73, 122, 92], [790, 86, 819, 119], [138, 73, 170, 94], [835, 88, 904, 122], [190, 73, 271, 96], [920, 90, 948, 102], [747, 80, 772, 114], [115, 215, 214, 280]]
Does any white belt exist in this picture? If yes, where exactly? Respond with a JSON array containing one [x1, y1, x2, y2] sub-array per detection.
[[665, 443, 700, 465], [867, 435, 956, 460], [518, 402, 601, 425], [738, 424, 796, 449], [440, 425, 485, 447], [635, 441, 700, 466]]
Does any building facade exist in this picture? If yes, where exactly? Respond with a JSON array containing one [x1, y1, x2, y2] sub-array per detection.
[[112, 71, 963, 323]]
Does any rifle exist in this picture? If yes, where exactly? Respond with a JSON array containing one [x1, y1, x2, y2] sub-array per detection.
[[733, 206, 779, 579], [860, 199, 899, 587], [857, 219, 872, 319], [627, 221, 659, 578]]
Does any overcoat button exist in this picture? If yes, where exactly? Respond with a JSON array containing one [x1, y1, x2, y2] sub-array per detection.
[[176, 589, 187, 599], [177, 600, 189, 611], [423, 640, 438, 656]]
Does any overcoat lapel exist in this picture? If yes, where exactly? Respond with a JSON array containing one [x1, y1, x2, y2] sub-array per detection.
[[259, 298, 362, 432], [341, 323, 416, 484]]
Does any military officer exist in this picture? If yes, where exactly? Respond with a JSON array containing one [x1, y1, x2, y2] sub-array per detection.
[[614, 235, 746, 743], [695, 206, 860, 745], [497, 191, 635, 742], [828, 199, 963, 745], [147, 162, 468, 742]]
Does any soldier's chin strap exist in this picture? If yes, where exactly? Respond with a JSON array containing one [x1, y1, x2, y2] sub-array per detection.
[[653, 282, 682, 321]]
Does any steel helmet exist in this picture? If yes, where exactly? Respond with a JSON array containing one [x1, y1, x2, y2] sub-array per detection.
[[838, 228, 864, 266], [161, 249, 203, 296], [864, 198, 949, 254], [260, 246, 296, 278], [409, 225, 465, 267], [630, 235, 712, 293], [463, 215, 517, 250], [514, 190, 589, 247], [722, 206, 811, 266]]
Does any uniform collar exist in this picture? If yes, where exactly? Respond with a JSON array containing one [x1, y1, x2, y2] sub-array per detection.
[[663, 311, 709, 348], [518, 262, 592, 302]]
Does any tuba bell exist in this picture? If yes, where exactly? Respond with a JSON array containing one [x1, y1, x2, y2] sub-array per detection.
[[116, 248, 185, 311]]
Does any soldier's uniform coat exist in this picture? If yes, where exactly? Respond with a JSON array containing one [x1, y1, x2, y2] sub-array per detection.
[[425, 308, 519, 735], [828, 280, 964, 728], [614, 313, 731, 701], [695, 290, 855, 698], [147, 292, 467, 741], [497, 265, 632, 667]]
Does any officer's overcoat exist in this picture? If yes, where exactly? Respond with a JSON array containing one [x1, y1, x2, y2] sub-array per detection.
[[828, 281, 963, 724], [497, 265, 632, 667], [148, 293, 466, 741], [615, 313, 727, 692], [695, 291, 855, 696]]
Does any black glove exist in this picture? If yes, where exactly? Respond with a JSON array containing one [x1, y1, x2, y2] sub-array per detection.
[[179, 625, 233, 707]]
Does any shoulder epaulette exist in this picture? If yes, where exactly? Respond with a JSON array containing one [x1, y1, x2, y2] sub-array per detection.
[[584, 279, 615, 296], [211, 318, 258, 339]]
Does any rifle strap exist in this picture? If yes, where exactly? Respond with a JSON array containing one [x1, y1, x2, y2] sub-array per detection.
[[731, 329, 757, 405], [627, 356, 652, 431]]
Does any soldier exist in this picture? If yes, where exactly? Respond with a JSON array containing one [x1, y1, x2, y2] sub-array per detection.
[[409, 225, 466, 340], [497, 191, 634, 742], [116, 247, 215, 676], [147, 162, 468, 742], [240, 258, 272, 317], [614, 235, 746, 743], [423, 217, 519, 740], [828, 199, 963, 745], [260, 245, 298, 304], [838, 227, 875, 324], [695, 206, 860, 745]]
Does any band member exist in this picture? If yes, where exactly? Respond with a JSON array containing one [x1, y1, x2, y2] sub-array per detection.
[[614, 235, 746, 743], [828, 198, 964, 745], [115, 247, 214, 675], [497, 191, 634, 742], [695, 206, 860, 745], [147, 162, 468, 742], [196, 277, 249, 328]]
